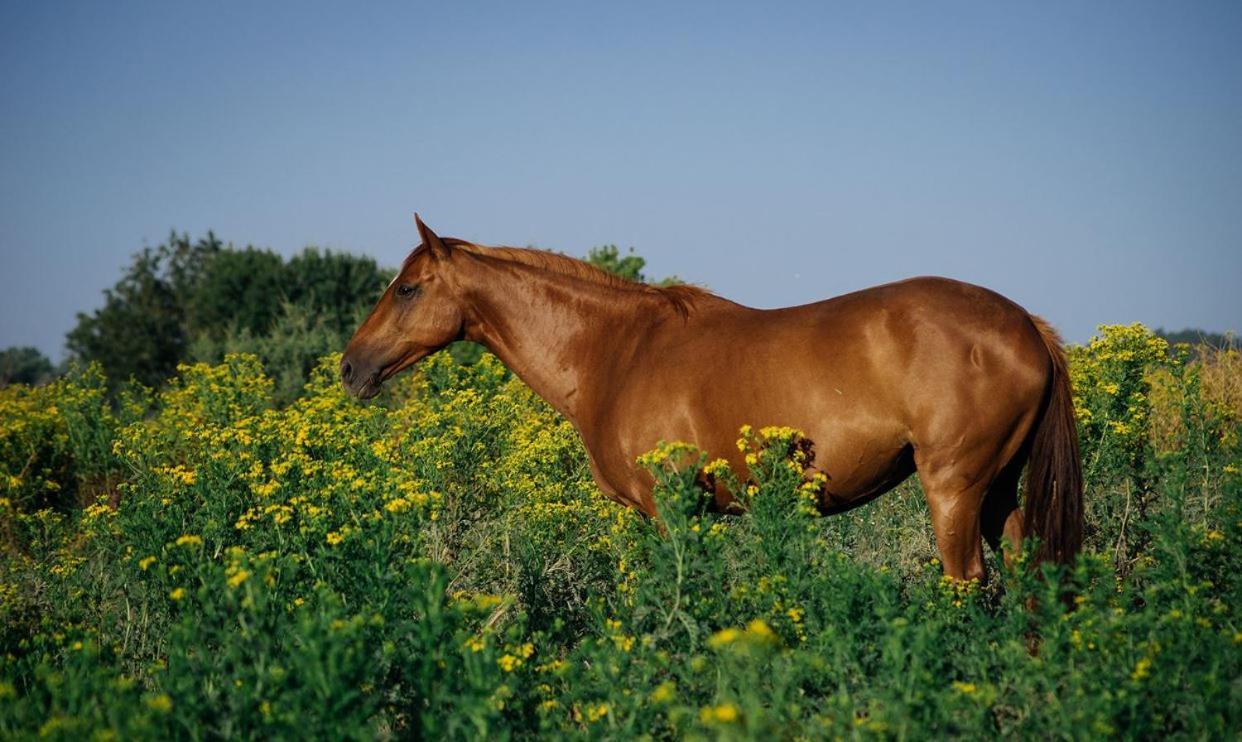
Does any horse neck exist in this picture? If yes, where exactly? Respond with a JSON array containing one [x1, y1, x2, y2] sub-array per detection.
[[454, 256, 657, 425]]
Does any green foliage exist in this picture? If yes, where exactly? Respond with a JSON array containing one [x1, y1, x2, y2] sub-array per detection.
[[282, 248, 393, 337], [1070, 324, 1169, 489], [67, 233, 388, 395], [188, 302, 366, 406], [0, 363, 145, 516], [586, 244, 649, 282], [66, 243, 189, 389], [586, 243, 684, 287], [182, 247, 287, 341], [0, 347, 55, 387], [1157, 327, 1236, 352], [15, 317, 1239, 737]]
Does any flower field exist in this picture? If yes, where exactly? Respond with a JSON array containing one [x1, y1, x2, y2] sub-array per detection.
[[1, 324, 1239, 739]]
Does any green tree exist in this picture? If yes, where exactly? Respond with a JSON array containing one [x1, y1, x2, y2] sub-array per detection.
[[67, 234, 389, 393], [586, 244, 648, 282], [184, 247, 286, 341], [586, 244, 684, 287], [185, 245, 387, 345], [0, 346, 55, 387], [283, 248, 390, 336], [66, 245, 187, 389]]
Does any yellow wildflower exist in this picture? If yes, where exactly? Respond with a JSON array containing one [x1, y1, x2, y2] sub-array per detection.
[[650, 681, 676, 704], [586, 703, 609, 722], [700, 703, 740, 724], [746, 619, 775, 643]]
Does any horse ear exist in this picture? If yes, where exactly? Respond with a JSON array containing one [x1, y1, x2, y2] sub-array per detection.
[[414, 214, 450, 259]]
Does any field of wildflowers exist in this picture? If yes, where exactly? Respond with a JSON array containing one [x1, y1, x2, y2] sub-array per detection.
[[1, 324, 1238, 739]]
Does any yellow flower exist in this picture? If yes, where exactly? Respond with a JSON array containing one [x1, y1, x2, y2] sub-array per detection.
[[700, 704, 740, 724], [498, 654, 520, 672], [586, 703, 609, 722], [227, 569, 250, 588], [650, 681, 676, 704], [169, 588, 186, 601], [1131, 657, 1152, 681], [745, 619, 775, 642], [736, 424, 753, 452], [147, 694, 173, 713], [174, 534, 203, 548], [951, 681, 977, 694], [326, 531, 344, 546], [139, 556, 157, 571]]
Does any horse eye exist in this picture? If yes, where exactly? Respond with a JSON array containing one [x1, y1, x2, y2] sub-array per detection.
[[396, 284, 418, 298]]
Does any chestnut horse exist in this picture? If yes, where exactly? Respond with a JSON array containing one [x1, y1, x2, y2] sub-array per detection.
[[342, 217, 1082, 580]]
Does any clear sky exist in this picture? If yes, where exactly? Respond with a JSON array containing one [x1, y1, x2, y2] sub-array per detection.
[[2, 1, 1240, 361]]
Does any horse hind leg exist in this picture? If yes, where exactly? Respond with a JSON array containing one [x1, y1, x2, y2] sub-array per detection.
[[981, 454, 1026, 569], [915, 456, 990, 583]]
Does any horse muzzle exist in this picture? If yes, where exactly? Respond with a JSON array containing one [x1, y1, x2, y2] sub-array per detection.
[[340, 356, 382, 399]]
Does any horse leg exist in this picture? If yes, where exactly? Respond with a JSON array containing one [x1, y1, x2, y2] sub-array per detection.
[[981, 455, 1025, 568], [586, 453, 656, 516], [915, 452, 991, 582]]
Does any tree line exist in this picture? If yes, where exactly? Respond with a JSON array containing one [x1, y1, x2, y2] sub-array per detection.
[[1, 235, 671, 399]]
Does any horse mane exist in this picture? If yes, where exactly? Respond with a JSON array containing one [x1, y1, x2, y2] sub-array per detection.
[[406, 238, 715, 317]]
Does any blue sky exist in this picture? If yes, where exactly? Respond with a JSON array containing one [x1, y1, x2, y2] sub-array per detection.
[[2, 1, 1240, 361]]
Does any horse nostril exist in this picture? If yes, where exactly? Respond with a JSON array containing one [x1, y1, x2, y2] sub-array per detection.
[[341, 358, 354, 383]]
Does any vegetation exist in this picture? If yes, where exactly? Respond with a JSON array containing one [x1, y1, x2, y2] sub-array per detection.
[[0, 348, 55, 388], [47, 236, 688, 400], [0, 321, 1238, 739], [63, 232, 389, 394], [1157, 328, 1236, 351], [585, 244, 684, 287]]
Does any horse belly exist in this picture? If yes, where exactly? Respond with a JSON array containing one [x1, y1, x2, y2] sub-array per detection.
[[610, 363, 912, 510], [800, 422, 915, 508]]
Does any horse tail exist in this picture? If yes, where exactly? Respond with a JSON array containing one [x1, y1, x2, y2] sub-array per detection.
[[1023, 315, 1084, 565]]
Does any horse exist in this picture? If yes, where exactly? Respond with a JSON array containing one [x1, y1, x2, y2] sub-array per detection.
[[341, 216, 1082, 581]]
